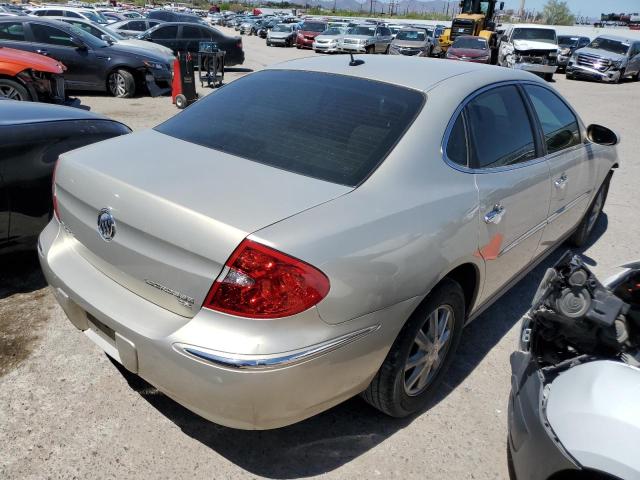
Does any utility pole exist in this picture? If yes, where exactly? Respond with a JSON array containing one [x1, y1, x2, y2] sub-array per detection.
[[519, 0, 525, 18], [369, 0, 373, 14]]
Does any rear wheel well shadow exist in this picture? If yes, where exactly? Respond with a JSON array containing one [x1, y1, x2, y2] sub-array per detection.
[[444, 263, 480, 317]]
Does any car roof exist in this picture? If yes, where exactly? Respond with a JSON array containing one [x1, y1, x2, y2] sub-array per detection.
[[0, 100, 111, 126], [268, 55, 541, 93]]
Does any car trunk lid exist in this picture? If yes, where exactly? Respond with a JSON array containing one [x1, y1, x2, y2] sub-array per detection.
[[55, 129, 351, 317]]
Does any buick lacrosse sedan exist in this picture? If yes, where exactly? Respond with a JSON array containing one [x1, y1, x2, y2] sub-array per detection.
[[39, 56, 619, 429]]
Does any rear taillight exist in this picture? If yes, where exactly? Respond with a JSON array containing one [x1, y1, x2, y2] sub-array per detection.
[[204, 239, 330, 319], [236, 40, 242, 49], [52, 160, 60, 220]]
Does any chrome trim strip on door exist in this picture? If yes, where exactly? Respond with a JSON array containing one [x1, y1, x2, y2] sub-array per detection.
[[499, 219, 548, 257], [498, 190, 592, 258], [547, 191, 591, 224], [173, 325, 380, 370]]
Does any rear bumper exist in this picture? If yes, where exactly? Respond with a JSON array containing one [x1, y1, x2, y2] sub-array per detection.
[[38, 220, 407, 429]]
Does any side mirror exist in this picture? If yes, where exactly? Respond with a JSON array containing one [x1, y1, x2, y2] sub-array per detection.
[[587, 124, 619, 146], [100, 34, 113, 43]]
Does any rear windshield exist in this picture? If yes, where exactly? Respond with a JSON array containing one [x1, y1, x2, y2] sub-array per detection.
[[155, 70, 424, 186]]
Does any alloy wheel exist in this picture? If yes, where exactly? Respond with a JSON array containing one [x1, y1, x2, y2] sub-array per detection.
[[108, 72, 127, 97], [0, 85, 24, 100], [403, 305, 454, 396]]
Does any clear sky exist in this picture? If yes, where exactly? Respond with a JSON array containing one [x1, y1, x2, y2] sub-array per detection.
[[503, 0, 640, 18]]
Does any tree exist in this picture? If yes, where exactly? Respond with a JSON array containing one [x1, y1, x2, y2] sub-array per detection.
[[542, 0, 575, 25]]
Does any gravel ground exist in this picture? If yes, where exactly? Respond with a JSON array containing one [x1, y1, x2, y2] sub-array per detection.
[[1, 29, 639, 479]]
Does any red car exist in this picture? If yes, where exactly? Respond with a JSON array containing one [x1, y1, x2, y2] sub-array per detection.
[[446, 35, 491, 64], [0, 46, 65, 102], [295, 21, 327, 49]]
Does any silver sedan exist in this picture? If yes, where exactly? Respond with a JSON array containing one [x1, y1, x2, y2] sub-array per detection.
[[39, 56, 619, 430]]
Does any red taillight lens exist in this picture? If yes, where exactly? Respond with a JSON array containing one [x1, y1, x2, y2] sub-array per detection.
[[52, 160, 60, 220], [204, 240, 330, 319]]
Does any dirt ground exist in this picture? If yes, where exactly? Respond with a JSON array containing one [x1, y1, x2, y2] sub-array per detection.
[[1, 28, 639, 479]]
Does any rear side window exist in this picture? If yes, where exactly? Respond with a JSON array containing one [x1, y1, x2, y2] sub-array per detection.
[[66, 11, 82, 18], [127, 21, 146, 31], [446, 114, 468, 167], [182, 25, 202, 38], [524, 85, 580, 154], [150, 25, 177, 39], [155, 70, 424, 186], [0, 22, 25, 41], [465, 85, 536, 169]]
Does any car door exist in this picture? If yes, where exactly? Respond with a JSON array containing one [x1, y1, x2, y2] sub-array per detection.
[[522, 84, 596, 252], [180, 24, 207, 53], [462, 84, 551, 303], [148, 24, 179, 53], [629, 42, 640, 75], [25, 22, 101, 89]]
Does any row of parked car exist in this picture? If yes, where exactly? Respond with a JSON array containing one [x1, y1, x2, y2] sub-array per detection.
[[0, 10, 245, 100]]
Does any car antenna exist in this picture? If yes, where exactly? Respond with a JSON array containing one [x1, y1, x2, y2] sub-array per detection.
[[349, 53, 364, 66]]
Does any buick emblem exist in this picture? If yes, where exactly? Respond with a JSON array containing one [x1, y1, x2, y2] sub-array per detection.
[[97, 208, 116, 242]]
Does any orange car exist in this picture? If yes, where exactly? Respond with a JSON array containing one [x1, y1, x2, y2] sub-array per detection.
[[0, 46, 66, 102]]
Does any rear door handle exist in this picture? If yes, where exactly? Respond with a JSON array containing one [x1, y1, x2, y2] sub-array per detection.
[[36, 49, 49, 56], [484, 204, 506, 224], [554, 174, 568, 189]]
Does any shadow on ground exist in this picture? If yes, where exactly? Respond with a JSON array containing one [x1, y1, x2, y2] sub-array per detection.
[[0, 250, 46, 300], [110, 214, 609, 479]]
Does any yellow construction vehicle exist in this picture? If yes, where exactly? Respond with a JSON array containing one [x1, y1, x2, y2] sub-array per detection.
[[439, 0, 504, 63]]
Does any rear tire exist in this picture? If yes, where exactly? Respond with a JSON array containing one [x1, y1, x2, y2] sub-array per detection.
[[362, 278, 465, 417], [0, 78, 30, 101], [568, 174, 611, 247], [566, 72, 574, 80], [365, 45, 374, 54], [108, 69, 136, 98], [544, 72, 553, 82]]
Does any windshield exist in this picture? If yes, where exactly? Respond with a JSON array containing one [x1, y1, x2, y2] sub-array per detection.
[[300, 22, 325, 32], [395, 30, 426, 41], [512, 28, 556, 44], [452, 36, 488, 49], [321, 27, 344, 35], [155, 70, 424, 186], [272, 24, 291, 32], [348, 26, 375, 36], [82, 10, 108, 24], [589, 37, 629, 55], [557, 35, 579, 47]]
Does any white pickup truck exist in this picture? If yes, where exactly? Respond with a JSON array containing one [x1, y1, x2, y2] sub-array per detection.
[[498, 25, 559, 81]]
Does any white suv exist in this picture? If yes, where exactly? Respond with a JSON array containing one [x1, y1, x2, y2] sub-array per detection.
[[30, 7, 109, 25]]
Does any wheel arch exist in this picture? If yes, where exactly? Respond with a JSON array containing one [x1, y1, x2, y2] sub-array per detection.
[[442, 262, 481, 317], [0, 72, 35, 100], [105, 65, 140, 93]]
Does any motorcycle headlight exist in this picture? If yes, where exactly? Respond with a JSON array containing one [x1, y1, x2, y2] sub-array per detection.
[[143, 60, 165, 70]]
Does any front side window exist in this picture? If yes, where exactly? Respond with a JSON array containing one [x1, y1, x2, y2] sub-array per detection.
[[524, 85, 580, 154], [150, 25, 177, 39], [31, 24, 75, 47], [0, 22, 25, 41], [181, 25, 202, 38], [155, 70, 424, 186], [465, 85, 537, 169]]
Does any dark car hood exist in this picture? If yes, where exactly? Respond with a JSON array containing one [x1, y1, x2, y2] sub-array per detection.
[[449, 47, 488, 57], [101, 43, 170, 63]]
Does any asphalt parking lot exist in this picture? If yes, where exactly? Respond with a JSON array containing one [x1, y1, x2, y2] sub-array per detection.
[[1, 29, 639, 479]]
